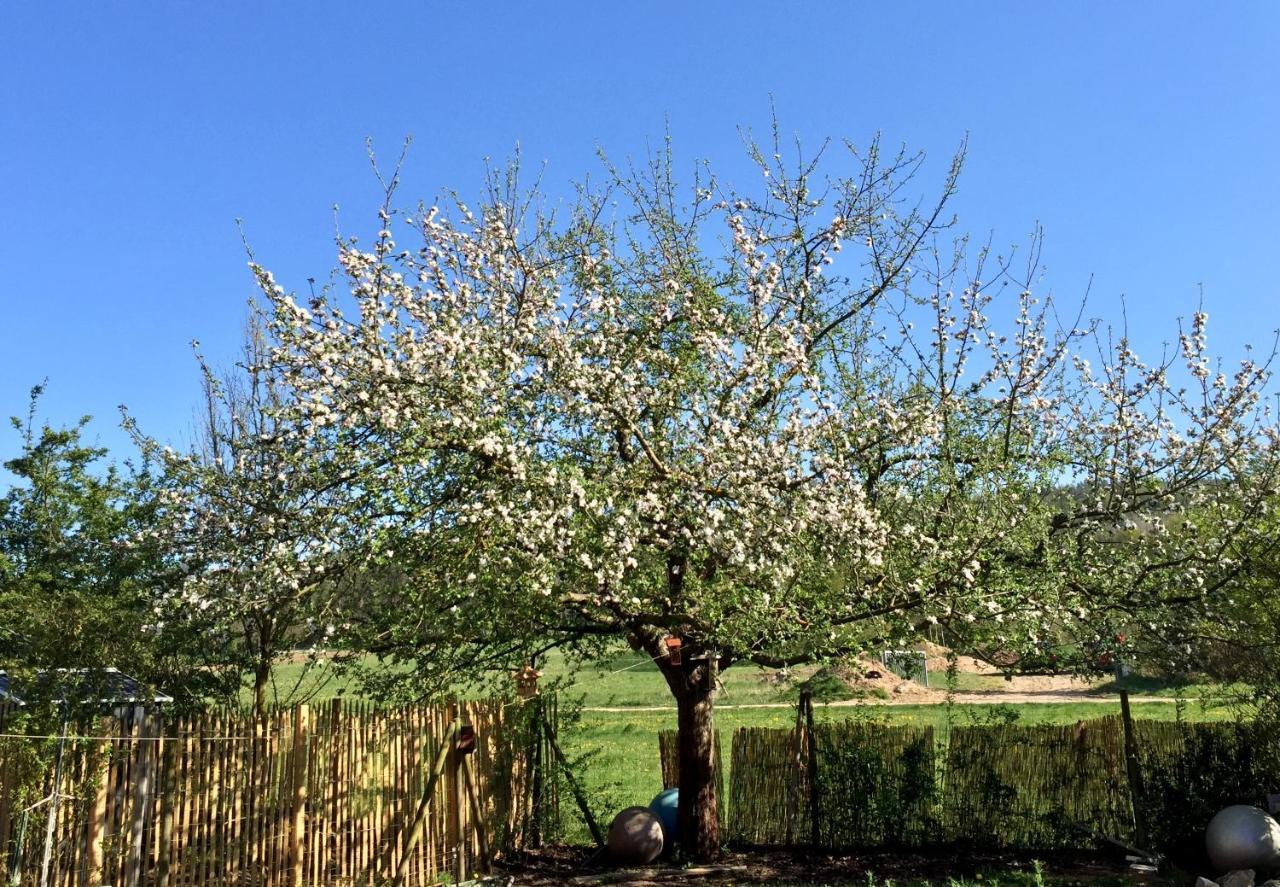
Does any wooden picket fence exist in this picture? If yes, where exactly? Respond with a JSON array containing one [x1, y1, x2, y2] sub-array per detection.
[[0, 698, 551, 887]]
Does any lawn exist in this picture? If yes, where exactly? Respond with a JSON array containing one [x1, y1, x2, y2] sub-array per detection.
[[260, 647, 1237, 709]]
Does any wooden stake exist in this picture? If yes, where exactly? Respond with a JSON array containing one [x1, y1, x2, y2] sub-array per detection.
[[542, 709, 604, 848], [389, 720, 459, 887]]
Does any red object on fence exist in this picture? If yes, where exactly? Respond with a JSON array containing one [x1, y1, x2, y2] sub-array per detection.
[[457, 723, 477, 754]]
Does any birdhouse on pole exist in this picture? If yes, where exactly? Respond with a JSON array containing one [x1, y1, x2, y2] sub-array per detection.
[[514, 664, 542, 698]]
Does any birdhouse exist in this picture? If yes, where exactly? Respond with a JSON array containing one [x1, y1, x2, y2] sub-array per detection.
[[514, 664, 542, 698], [664, 636, 683, 666]]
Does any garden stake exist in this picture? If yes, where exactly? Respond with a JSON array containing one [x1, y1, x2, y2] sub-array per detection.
[[540, 708, 605, 847], [389, 719, 460, 886]]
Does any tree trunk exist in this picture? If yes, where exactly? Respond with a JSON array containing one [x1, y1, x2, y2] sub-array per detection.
[[639, 614, 722, 861], [674, 667, 719, 860], [252, 658, 270, 719]]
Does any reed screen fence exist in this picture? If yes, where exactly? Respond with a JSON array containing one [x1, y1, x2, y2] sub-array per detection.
[[683, 716, 1280, 854]]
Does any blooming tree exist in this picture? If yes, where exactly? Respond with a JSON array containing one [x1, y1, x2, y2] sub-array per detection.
[[245, 134, 1276, 857], [128, 317, 367, 716]]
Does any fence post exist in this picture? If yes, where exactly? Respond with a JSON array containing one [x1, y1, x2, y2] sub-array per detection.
[[529, 695, 545, 848], [123, 706, 154, 887], [156, 716, 179, 887], [289, 704, 310, 887], [786, 691, 808, 846], [1119, 690, 1150, 849], [84, 717, 112, 884], [804, 691, 819, 847], [450, 701, 471, 880]]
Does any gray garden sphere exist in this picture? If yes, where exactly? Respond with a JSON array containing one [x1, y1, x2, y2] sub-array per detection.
[[1206, 805, 1280, 872], [606, 806, 664, 864]]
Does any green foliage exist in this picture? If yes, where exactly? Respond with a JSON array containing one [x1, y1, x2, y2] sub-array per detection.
[[0, 386, 233, 712], [963, 703, 1023, 727]]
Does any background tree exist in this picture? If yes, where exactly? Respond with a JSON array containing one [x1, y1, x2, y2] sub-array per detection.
[[0, 386, 227, 712], [251, 132, 1277, 859], [128, 316, 364, 717]]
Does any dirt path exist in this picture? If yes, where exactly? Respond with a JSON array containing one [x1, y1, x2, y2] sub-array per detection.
[[496, 846, 1132, 886], [583, 691, 1173, 712]]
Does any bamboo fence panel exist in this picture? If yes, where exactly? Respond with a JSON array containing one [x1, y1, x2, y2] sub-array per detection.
[[941, 719, 1131, 849], [725, 726, 796, 846], [717, 716, 1280, 853], [814, 722, 936, 849], [1134, 720, 1280, 855], [0, 698, 547, 886]]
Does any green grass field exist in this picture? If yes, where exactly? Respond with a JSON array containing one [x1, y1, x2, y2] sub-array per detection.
[[261, 647, 1233, 708]]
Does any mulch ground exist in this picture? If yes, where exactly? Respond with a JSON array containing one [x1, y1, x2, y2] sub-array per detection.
[[491, 845, 1164, 886]]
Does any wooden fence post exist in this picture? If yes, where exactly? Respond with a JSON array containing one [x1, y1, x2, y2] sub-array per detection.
[[804, 691, 820, 847], [289, 705, 310, 887], [448, 702, 468, 884], [529, 696, 544, 849], [1119, 690, 1150, 850], [155, 716, 179, 887], [84, 717, 112, 884], [786, 691, 808, 846], [123, 706, 154, 887]]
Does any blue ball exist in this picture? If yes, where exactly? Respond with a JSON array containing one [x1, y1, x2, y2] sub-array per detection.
[[649, 788, 679, 844]]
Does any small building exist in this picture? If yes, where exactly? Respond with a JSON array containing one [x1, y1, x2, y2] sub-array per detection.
[[0, 667, 172, 712]]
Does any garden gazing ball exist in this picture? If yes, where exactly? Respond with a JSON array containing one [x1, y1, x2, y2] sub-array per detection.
[[649, 788, 680, 845], [1206, 805, 1280, 872], [607, 806, 664, 864]]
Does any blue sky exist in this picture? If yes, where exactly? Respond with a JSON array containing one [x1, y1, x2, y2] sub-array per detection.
[[2, 2, 1278, 467]]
